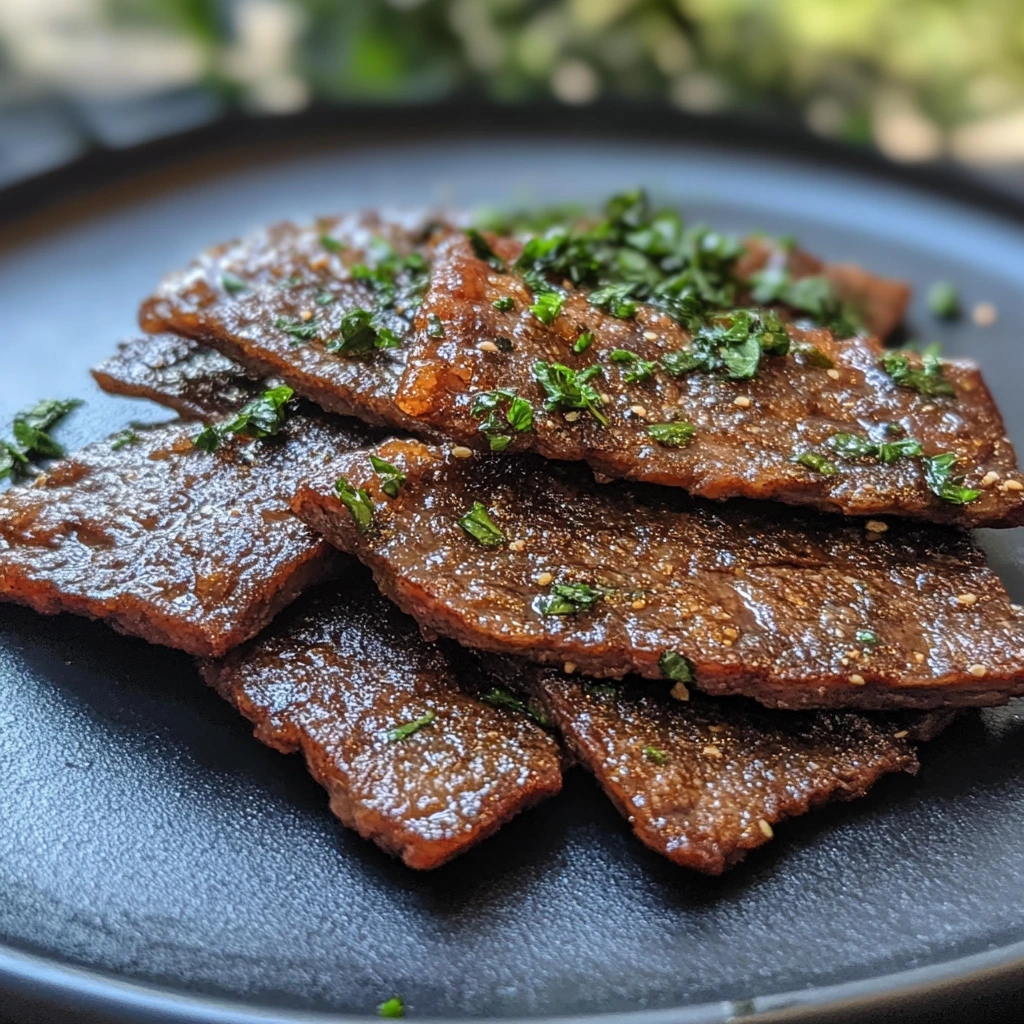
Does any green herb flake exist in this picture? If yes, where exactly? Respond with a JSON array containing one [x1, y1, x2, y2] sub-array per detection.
[[0, 398, 82, 482], [470, 389, 534, 449], [465, 228, 507, 272], [647, 422, 696, 448], [493, 295, 515, 312], [220, 272, 248, 296], [277, 274, 303, 290], [589, 283, 638, 319], [377, 998, 405, 1019], [274, 315, 321, 344], [334, 476, 376, 533], [795, 344, 835, 369], [795, 451, 839, 476], [458, 501, 506, 547], [928, 281, 960, 320], [386, 711, 436, 744], [194, 386, 294, 452], [479, 687, 551, 728], [536, 582, 603, 616], [855, 628, 879, 646], [879, 351, 955, 397], [609, 348, 656, 383], [326, 308, 401, 356], [111, 428, 140, 451], [922, 453, 981, 505], [877, 438, 923, 464], [828, 433, 879, 459], [572, 331, 594, 354], [427, 313, 446, 338], [533, 361, 608, 425], [659, 651, 695, 682], [642, 745, 670, 766], [530, 291, 564, 325], [315, 289, 336, 306], [319, 233, 343, 253], [368, 454, 406, 499]]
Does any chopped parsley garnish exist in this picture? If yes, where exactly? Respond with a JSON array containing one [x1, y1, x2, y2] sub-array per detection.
[[659, 650, 695, 682], [220, 272, 248, 296], [194, 386, 294, 452], [470, 389, 534, 451], [643, 745, 670, 766], [794, 344, 835, 369], [277, 274, 303, 290], [827, 432, 921, 465], [572, 331, 594, 354], [319, 233, 343, 253], [855, 628, 879, 646], [590, 283, 638, 319], [749, 267, 861, 337], [465, 228, 506, 272], [480, 687, 551, 728], [928, 281, 960, 320], [533, 361, 607, 425], [530, 291, 564, 325], [879, 351, 955, 397], [377, 997, 405, 1019], [647, 422, 695, 448], [427, 313, 446, 338], [274, 316, 321, 343], [536, 582, 603, 616], [325, 308, 401, 356], [458, 501, 506, 546], [111, 428, 140, 451], [922, 453, 980, 505], [609, 349, 656, 383], [493, 295, 515, 312], [661, 309, 789, 381], [334, 476, 376, 533], [795, 451, 839, 476], [0, 398, 82, 482], [368, 454, 405, 498], [386, 712, 436, 743], [315, 289, 337, 306]]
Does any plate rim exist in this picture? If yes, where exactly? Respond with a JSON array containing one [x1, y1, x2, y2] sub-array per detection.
[[2, 100, 1023, 1023]]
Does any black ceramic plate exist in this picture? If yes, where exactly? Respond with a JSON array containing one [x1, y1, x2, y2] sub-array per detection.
[[2, 108, 1024, 1024]]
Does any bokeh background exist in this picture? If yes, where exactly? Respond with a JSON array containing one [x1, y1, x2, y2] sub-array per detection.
[[2, 0, 1024, 188]]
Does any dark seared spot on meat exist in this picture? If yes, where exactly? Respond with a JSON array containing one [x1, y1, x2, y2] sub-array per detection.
[[201, 578, 563, 869], [92, 335, 269, 420], [486, 658, 925, 874], [0, 416, 372, 656], [397, 234, 1023, 527], [139, 210, 458, 428], [293, 438, 1024, 710]]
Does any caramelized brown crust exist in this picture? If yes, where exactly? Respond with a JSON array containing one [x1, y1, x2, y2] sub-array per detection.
[[293, 438, 1024, 710], [0, 417, 371, 655], [92, 335, 268, 420], [488, 659, 921, 874], [397, 234, 1023, 527], [139, 211, 456, 428], [201, 581, 563, 869]]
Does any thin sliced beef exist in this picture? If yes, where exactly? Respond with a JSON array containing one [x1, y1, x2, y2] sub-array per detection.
[[396, 233, 1023, 527], [139, 211, 456, 428], [93, 334, 267, 420], [293, 438, 1024, 710], [202, 579, 563, 869], [0, 416, 371, 656], [488, 658, 942, 874]]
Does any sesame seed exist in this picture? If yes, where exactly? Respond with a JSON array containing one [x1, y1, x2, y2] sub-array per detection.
[[968, 664, 988, 678], [308, 254, 329, 271], [893, 730, 909, 739], [973, 302, 998, 326], [536, 571, 554, 586], [563, 662, 576, 674], [707, 724, 725, 733], [670, 681, 690, 702], [849, 673, 866, 686], [629, 404, 648, 418], [563, 411, 580, 422], [826, 368, 841, 380], [299, 309, 313, 322], [1002, 479, 1024, 492], [452, 446, 474, 459], [599, 393, 613, 404], [477, 340, 499, 353], [957, 593, 978, 606], [733, 395, 751, 408], [758, 819, 774, 839], [981, 471, 1000, 488], [865, 520, 888, 533], [631, 598, 647, 610], [703, 744, 723, 759], [508, 539, 526, 552], [840, 657, 850, 666], [230, 508, 242, 517], [914, 652, 925, 663], [723, 626, 739, 640], [643, 330, 658, 340]]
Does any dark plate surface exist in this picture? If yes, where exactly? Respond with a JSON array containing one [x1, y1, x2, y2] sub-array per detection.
[[2, 110, 1024, 1024]]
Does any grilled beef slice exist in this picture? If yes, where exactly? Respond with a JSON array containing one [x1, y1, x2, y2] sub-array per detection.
[[139, 211, 455, 428], [93, 334, 268, 420], [486, 658, 937, 874], [396, 233, 1023, 528], [293, 438, 1024, 710], [202, 579, 563, 869], [0, 416, 371, 655]]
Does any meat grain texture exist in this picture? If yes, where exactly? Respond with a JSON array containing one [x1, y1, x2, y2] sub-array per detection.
[[294, 438, 1024, 709]]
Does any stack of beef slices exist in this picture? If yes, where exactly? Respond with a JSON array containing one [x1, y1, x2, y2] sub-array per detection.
[[3, 194, 1023, 875]]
